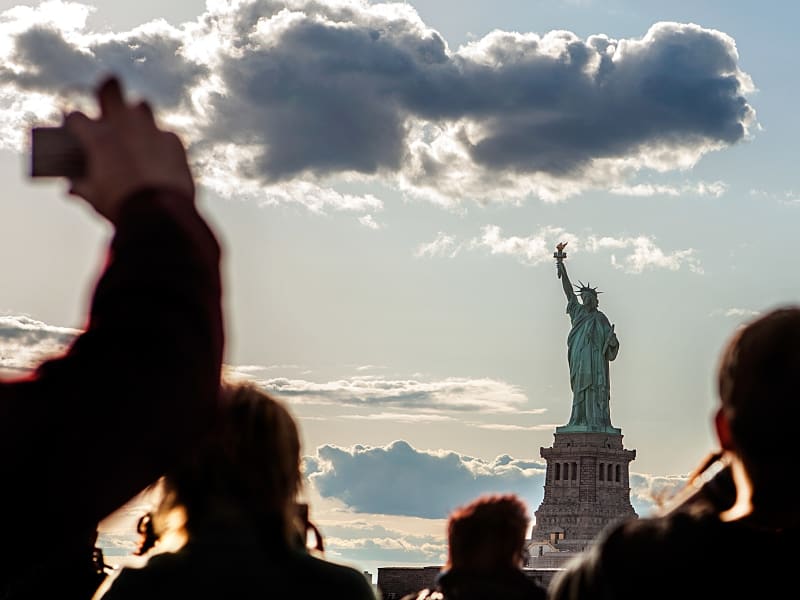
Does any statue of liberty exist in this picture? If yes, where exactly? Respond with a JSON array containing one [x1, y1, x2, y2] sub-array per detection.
[[554, 243, 620, 433]]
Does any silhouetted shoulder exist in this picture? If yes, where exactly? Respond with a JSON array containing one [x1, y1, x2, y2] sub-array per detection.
[[552, 510, 800, 600], [289, 551, 377, 599]]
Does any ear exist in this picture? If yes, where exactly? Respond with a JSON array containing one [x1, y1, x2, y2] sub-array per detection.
[[714, 408, 734, 451]]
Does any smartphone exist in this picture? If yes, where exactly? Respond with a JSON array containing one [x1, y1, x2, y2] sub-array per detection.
[[30, 126, 86, 178]]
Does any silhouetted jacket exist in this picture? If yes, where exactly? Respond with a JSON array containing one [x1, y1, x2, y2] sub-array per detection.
[[549, 466, 798, 600], [404, 568, 546, 600], [0, 188, 224, 598], [97, 516, 377, 600]]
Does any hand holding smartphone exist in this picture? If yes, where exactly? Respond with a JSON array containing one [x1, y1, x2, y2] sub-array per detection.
[[28, 76, 194, 224]]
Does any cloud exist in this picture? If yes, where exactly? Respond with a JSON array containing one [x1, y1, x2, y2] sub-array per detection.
[[5, 22, 206, 108], [466, 225, 702, 273], [0, 314, 80, 372], [203, 9, 756, 204], [342, 413, 457, 423], [227, 363, 304, 373], [604, 236, 703, 274], [192, 172, 385, 214], [474, 225, 574, 265], [414, 232, 462, 258], [305, 440, 677, 520], [253, 374, 530, 413], [0, 1, 756, 207], [749, 188, 800, 205], [305, 440, 547, 519], [358, 214, 382, 229], [610, 180, 727, 198], [710, 307, 760, 319], [318, 521, 447, 565], [473, 423, 557, 432], [630, 472, 691, 514], [0, 1, 207, 147], [355, 364, 385, 372]]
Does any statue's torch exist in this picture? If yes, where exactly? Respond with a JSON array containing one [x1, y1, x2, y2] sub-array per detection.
[[553, 241, 568, 279]]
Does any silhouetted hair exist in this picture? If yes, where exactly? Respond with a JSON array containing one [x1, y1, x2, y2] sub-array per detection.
[[447, 494, 529, 572], [158, 381, 303, 547], [717, 306, 800, 479]]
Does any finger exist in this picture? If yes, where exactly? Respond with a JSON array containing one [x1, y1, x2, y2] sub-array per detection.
[[96, 75, 125, 119], [64, 111, 94, 145], [133, 100, 156, 127], [136, 100, 154, 118]]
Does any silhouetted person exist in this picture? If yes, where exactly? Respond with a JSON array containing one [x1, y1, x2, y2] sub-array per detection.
[[549, 306, 800, 600], [95, 382, 377, 600], [404, 494, 546, 600], [0, 76, 223, 598]]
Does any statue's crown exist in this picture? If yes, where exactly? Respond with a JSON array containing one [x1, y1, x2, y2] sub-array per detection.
[[575, 281, 602, 296]]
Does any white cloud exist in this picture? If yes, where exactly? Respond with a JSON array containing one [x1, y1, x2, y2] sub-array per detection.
[[610, 180, 727, 198], [473, 225, 577, 265], [462, 225, 704, 274], [342, 413, 456, 423], [605, 236, 703, 274], [316, 521, 447, 565], [414, 232, 462, 258], [473, 423, 560, 432], [225, 363, 304, 374], [629, 472, 692, 515], [305, 440, 547, 519], [0, 314, 80, 372], [358, 214, 382, 229], [355, 364, 385, 372], [749, 188, 800, 205], [711, 307, 760, 319], [258, 374, 529, 413], [197, 163, 385, 214]]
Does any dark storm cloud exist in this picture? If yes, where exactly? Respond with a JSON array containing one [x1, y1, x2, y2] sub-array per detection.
[[0, 1, 756, 203], [1, 24, 206, 108], [203, 17, 446, 178], [203, 3, 755, 183]]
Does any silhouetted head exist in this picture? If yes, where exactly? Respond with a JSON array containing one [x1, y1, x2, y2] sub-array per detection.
[[717, 306, 800, 488], [447, 494, 529, 572], [158, 381, 303, 547]]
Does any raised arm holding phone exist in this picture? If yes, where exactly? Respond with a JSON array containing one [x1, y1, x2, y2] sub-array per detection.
[[0, 76, 224, 598]]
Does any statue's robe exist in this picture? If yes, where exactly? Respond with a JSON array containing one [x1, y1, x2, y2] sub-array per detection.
[[566, 295, 619, 428]]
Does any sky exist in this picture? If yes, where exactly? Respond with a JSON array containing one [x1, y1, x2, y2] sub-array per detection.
[[0, 0, 796, 580]]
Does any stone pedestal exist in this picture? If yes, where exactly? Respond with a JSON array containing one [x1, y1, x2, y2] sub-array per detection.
[[530, 431, 636, 553]]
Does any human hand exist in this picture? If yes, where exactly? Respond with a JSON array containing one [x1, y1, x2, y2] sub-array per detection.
[[64, 76, 194, 223]]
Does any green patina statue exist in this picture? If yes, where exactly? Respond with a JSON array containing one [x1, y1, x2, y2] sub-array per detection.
[[554, 242, 621, 434]]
